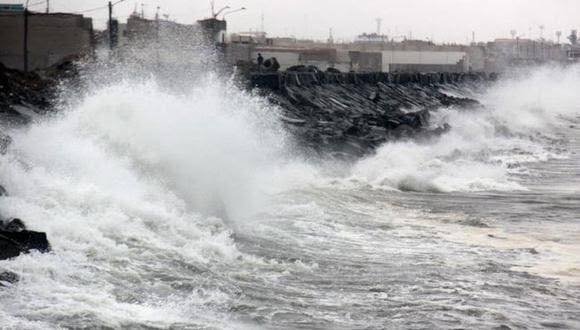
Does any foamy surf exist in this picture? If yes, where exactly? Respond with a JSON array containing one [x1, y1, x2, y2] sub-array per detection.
[[349, 65, 579, 193], [0, 64, 579, 329]]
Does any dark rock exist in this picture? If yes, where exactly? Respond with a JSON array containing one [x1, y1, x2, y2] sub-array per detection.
[[0, 61, 62, 124], [0, 132, 12, 154], [248, 70, 490, 158], [493, 325, 512, 330], [0, 221, 51, 260], [0, 185, 6, 197], [3, 218, 26, 232], [526, 248, 539, 255], [287, 65, 307, 72], [0, 271, 19, 286]]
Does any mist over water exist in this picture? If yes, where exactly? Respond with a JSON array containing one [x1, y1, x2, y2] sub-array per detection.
[[0, 61, 579, 329], [351, 65, 580, 193]]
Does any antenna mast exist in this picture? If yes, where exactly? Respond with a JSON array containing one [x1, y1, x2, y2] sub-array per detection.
[[261, 12, 265, 32]]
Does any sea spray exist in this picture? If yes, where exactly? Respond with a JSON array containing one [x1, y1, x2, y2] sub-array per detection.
[[0, 59, 579, 328], [0, 62, 315, 328], [350, 64, 580, 192]]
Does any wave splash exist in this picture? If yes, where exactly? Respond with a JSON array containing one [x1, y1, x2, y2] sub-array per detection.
[[0, 71, 316, 327], [0, 63, 578, 327], [350, 65, 580, 192]]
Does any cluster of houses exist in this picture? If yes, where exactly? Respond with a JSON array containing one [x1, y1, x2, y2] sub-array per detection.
[[1, 3, 579, 73]]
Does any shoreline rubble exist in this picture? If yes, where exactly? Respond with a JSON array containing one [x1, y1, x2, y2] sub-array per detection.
[[250, 70, 490, 158], [0, 63, 495, 265]]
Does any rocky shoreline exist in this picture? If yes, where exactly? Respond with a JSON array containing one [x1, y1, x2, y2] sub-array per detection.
[[0, 64, 494, 271], [0, 63, 57, 275], [251, 70, 490, 159]]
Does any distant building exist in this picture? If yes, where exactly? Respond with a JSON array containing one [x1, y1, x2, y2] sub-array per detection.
[[484, 38, 567, 72], [108, 14, 202, 67], [348, 51, 382, 71], [197, 18, 227, 45], [229, 31, 267, 44], [381, 50, 466, 72], [0, 11, 93, 70], [355, 33, 389, 44], [568, 45, 580, 61]]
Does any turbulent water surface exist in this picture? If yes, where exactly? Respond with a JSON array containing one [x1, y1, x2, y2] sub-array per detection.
[[0, 66, 579, 329]]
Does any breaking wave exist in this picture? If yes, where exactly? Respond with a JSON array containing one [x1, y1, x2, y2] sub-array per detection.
[[0, 62, 579, 328], [350, 65, 580, 192], [0, 72, 317, 328]]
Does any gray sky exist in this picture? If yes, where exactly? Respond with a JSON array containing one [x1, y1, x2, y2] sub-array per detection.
[[9, 0, 580, 43]]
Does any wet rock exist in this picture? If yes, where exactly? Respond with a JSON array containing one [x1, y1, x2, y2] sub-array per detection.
[[249, 71, 487, 158], [0, 219, 50, 261], [0, 62, 58, 124], [0, 271, 19, 286], [3, 218, 26, 232], [526, 248, 539, 255], [0, 132, 12, 154], [493, 325, 512, 330]]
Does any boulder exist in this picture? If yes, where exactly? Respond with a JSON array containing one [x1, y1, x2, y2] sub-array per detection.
[[0, 219, 50, 261], [0, 132, 11, 154], [0, 271, 19, 286], [249, 70, 485, 158]]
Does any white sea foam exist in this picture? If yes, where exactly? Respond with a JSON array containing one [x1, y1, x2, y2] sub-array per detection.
[[0, 71, 314, 328], [350, 65, 580, 192], [0, 62, 579, 328]]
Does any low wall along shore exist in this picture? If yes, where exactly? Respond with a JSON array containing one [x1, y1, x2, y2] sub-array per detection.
[[250, 71, 496, 91]]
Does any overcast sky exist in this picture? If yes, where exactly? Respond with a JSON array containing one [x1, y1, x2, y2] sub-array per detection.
[[9, 0, 580, 43]]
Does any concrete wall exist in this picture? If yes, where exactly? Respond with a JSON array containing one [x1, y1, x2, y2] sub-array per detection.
[[118, 15, 204, 67], [381, 50, 466, 72], [245, 48, 470, 73], [466, 46, 486, 71], [349, 51, 382, 72], [197, 18, 227, 44], [0, 12, 23, 69], [252, 50, 300, 70], [225, 43, 253, 66], [0, 12, 93, 70], [388, 63, 464, 73]]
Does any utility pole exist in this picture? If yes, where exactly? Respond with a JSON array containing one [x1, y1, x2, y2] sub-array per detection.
[[108, 1, 113, 50], [46, 0, 49, 13], [23, 8, 29, 72]]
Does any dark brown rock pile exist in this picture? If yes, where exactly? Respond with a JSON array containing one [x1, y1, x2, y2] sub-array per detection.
[[251, 71, 488, 159]]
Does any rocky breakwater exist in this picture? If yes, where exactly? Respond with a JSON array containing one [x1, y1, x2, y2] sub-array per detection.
[[250, 70, 491, 159], [0, 63, 56, 281]]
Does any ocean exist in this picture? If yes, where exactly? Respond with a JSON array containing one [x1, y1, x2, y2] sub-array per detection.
[[0, 65, 579, 329]]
